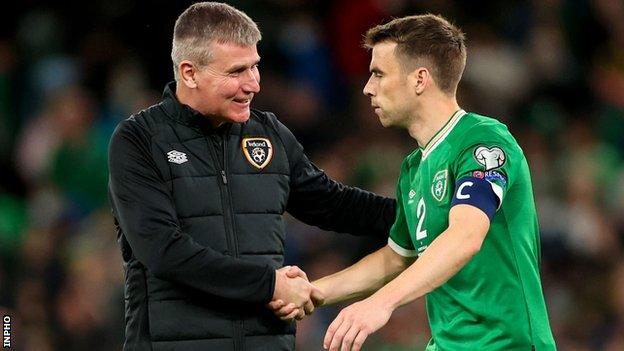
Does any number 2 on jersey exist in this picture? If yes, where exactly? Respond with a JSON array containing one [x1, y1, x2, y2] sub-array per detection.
[[416, 197, 427, 240]]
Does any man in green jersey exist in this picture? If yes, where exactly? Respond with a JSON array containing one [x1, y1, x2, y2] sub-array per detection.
[[269, 13, 556, 351]]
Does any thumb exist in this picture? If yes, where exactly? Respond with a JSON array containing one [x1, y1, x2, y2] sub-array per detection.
[[286, 265, 308, 281], [310, 285, 326, 307], [267, 299, 285, 310]]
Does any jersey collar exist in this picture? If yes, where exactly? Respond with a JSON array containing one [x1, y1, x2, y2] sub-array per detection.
[[421, 109, 466, 160]]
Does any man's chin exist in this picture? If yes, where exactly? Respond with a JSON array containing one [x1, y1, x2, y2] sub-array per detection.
[[228, 110, 251, 124], [378, 114, 392, 128]]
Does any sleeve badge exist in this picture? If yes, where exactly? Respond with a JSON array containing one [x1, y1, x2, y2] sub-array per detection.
[[473, 146, 506, 170]]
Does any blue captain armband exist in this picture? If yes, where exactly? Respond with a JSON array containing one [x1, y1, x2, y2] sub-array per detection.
[[450, 176, 501, 220]]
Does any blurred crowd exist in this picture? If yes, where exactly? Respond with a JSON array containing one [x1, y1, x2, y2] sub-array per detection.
[[1, 0, 623, 350]]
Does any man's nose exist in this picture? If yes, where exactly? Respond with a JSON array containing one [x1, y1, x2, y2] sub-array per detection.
[[242, 69, 260, 93], [363, 78, 374, 97]]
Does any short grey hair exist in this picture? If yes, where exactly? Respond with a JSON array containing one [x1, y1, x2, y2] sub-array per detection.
[[171, 2, 261, 81]]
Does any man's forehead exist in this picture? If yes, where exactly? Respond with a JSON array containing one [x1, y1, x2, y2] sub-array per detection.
[[209, 41, 260, 64], [370, 41, 398, 69]]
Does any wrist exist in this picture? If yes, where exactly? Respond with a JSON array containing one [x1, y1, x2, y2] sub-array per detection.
[[369, 289, 398, 313], [311, 279, 331, 306], [272, 269, 283, 300]]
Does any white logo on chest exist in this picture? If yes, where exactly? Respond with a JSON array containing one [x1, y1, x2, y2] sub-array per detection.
[[167, 150, 188, 164]]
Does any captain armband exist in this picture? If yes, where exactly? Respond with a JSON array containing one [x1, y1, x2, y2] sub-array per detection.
[[450, 175, 503, 220]]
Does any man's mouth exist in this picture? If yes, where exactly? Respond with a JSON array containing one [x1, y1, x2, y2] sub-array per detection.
[[233, 97, 252, 106]]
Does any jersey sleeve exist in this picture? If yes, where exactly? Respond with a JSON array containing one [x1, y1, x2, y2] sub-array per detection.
[[388, 161, 417, 257], [451, 126, 521, 213]]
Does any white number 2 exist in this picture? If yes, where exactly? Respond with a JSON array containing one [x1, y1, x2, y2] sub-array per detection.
[[416, 197, 427, 240]]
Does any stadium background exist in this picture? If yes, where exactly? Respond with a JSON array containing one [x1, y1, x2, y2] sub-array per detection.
[[1, 0, 623, 349]]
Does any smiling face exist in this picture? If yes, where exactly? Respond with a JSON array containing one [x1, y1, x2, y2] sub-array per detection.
[[191, 41, 261, 124], [363, 41, 417, 128]]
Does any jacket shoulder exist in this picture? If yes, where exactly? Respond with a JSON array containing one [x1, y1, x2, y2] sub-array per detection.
[[251, 108, 297, 132], [112, 102, 171, 141], [250, 108, 278, 127], [249, 109, 298, 145]]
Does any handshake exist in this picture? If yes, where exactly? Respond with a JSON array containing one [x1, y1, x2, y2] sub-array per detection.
[[268, 266, 325, 321]]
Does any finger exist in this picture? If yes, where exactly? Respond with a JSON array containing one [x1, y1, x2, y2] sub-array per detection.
[[351, 328, 369, 351], [303, 299, 315, 315], [286, 265, 308, 281], [329, 319, 351, 351], [280, 308, 300, 321], [323, 314, 343, 349], [267, 299, 285, 310], [295, 308, 305, 321], [340, 324, 360, 351], [277, 265, 291, 274], [276, 303, 297, 317]]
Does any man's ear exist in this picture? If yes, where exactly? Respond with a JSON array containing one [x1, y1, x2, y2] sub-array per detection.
[[179, 60, 197, 89], [408, 67, 430, 95]]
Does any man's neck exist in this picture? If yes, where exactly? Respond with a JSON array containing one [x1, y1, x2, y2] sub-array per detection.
[[406, 96, 460, 149], [175, 83, 195, 110], [175, 83, 224, 128]]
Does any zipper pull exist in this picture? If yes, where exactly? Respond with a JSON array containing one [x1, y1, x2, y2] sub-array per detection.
[[221, 170, 228, 184]]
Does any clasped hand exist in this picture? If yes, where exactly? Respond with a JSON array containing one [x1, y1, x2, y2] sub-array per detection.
[[267, 266, 324, 321]]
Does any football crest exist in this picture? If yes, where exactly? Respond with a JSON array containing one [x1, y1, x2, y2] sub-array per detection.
[[431, 170, 448, 201], [242, 137, 273, 169]]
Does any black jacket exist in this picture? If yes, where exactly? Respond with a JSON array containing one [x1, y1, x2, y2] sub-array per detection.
[[108, 82, 396, 351]]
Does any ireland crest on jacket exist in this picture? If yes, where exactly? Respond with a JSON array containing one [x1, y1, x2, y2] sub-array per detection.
[[431, 170, 448, 201], [242, 137, 273, 169]]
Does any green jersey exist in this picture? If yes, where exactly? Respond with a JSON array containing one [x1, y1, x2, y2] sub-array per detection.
[[389, 110, 556, 350]]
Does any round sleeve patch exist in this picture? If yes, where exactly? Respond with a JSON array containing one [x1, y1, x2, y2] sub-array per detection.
[[473, 146, 506, 170]]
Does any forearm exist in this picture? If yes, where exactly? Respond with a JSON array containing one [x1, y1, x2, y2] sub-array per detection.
[[313, 246, 410, 305], [371, 225, 483, 311], [287, 160, 396, 237], [146, 233, 276, 303], [112, 198, 275, 303], [329, 187, 396, 237]]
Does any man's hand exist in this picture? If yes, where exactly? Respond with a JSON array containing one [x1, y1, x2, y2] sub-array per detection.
[[323, 296, 392, 351], [270, 266, 318, 320]]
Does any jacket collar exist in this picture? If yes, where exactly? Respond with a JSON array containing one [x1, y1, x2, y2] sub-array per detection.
[[161, 81, 222, 130]]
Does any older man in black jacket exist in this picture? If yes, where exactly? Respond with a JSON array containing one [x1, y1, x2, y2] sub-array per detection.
[[107, 2, 396, 350]]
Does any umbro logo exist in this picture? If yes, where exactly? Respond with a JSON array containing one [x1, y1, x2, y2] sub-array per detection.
[[167, 150, 188, 164], [408, 189, 416, 199]]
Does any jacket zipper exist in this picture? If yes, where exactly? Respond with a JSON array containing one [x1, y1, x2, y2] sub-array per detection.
[[221, 131, 240, 258], [206, 127, 244, 351], [206, 135, 236, 258]]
